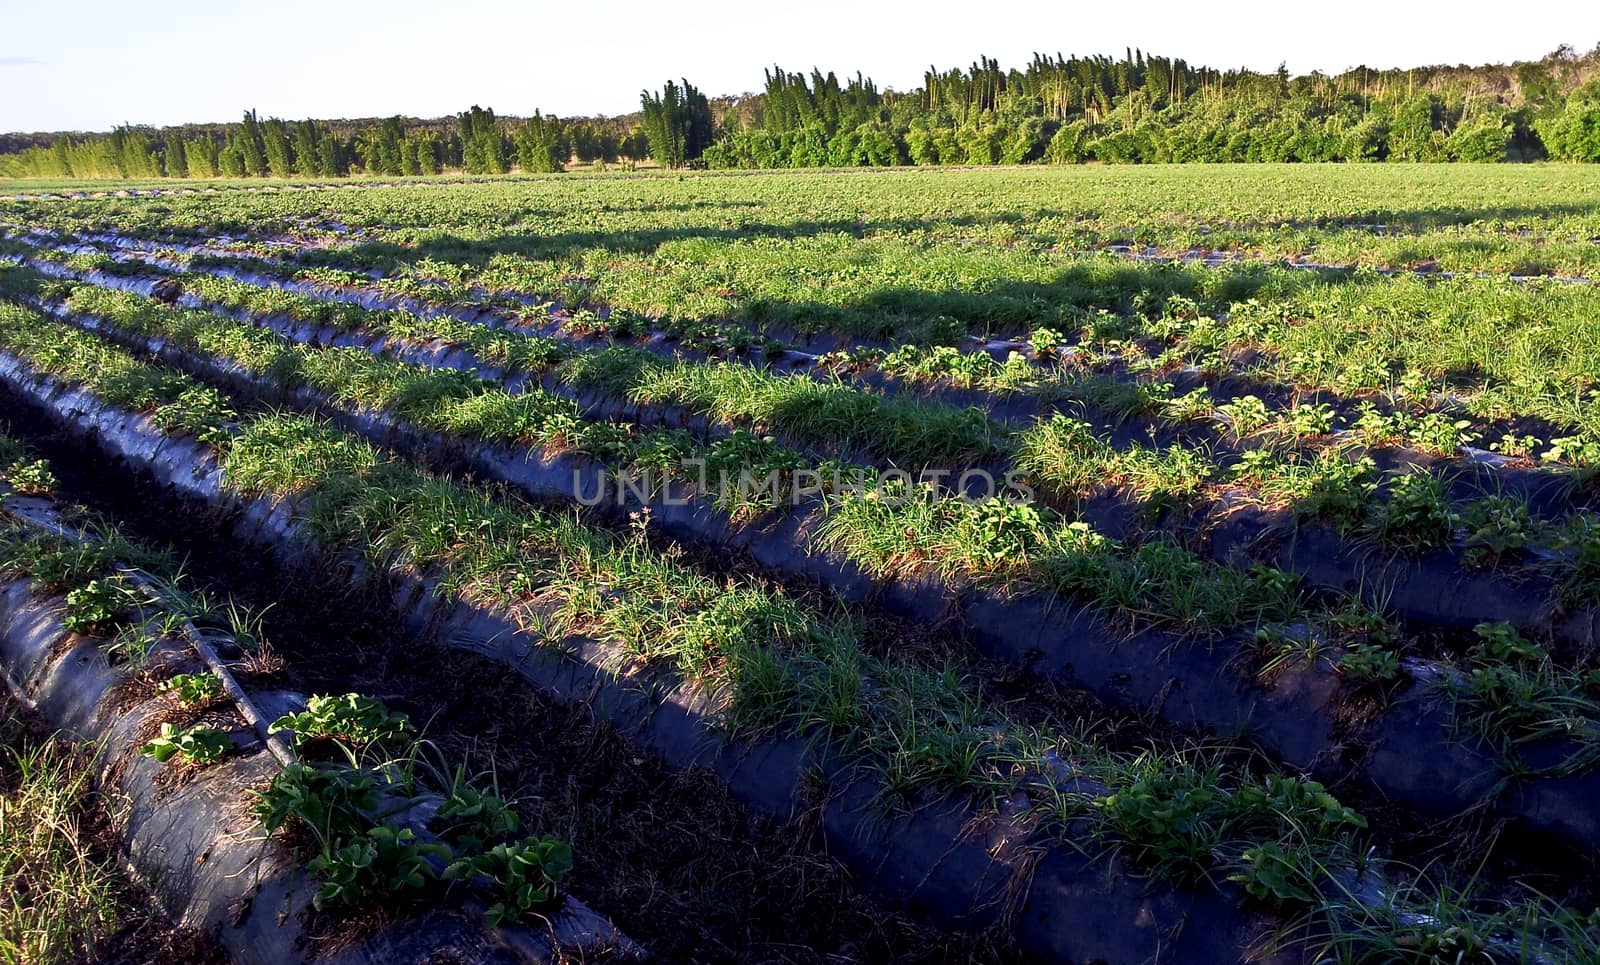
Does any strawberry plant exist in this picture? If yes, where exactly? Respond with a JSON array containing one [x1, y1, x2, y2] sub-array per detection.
[[252, 763, 381, 838], [1490, 433, 1542, 459], [1459, 496, 1534, 567], [160, 672, 225, 708], [1228, 842, 1316, 908], [1296, 455, 1378, 529], [1373, 472, 1453, 553], [1222, 395, 1273, 435], [434, 782, 520, 852], [1338, 643, 1402, 684], [63, 576, 145, 633], [1544, 435, 1600, 471], [271, 693, 413, 754], [4, 457, 56, 495], [140, 723, 232, 766], [956, 498, 1045, 567], [1093, 763, 1224, 880], [1407, 412, 1478, 455], [1281, 402, 1336, 439], [1030, 326, 1066, 357], [1160, 386, 1214, 424], [309, 826, 450, 911], [445, 837, 573, 926]]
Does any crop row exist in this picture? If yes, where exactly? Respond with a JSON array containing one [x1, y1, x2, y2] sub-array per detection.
[[14, 221, 1600, 483], [7, 262, 1600, 873], [0, 440, 632, 960], [6, 166, 1600, 277], [11, 230, 1600, 536], [8, 254, 1600, 639], [4, 288, 1600, 962]]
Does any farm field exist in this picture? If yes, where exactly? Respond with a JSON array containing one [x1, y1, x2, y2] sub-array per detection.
[[2, 163, 1600, 963]]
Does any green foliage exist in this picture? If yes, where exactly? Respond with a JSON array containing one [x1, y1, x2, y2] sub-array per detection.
[[308, 826, 449, 911], [1092, 760, 1364, 885], [1218, 395, 1272, 436], [160, 673, 224, 708], [7, 48, 1600, 180], [1337, 643, 1402, 684], [270, 693, 413, 754], [149, 385, 236, 447], [432, 775, 520, 852], [1229, 842, 1316, 908], [444, 837, 573, 926], [1453, 623, 1600, 777], [139, 723, 231, 767], [1093, 762, 1223, 879], [62, 577, 143, 634], [1295, 455, 1379, 529], [251, 763, 382, 838], [2, 458, 55, 496], [1459, 496, 1534, 567], [640, 79, 714, 168], [1537, 81, 1600, 161], [1372, 473, 1453, 553]]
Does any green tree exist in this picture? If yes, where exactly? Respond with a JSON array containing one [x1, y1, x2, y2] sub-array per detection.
[[292, 121, 321, 176], [263, 118, 294, 177], [165, 137, 189, 178], [186, 137, 219, 177], [640, 79, 714, 167], [239, 110, 267, 176], [515, 113, 566, 172], [1538, 83, 1600, 160]]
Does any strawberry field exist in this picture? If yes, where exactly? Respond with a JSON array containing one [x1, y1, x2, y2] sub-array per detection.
[[1, 163, 1599, 963]]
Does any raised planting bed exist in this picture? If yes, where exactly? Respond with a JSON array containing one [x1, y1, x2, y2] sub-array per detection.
[[0, 302, 1594, 962], [0, 469, 634, 963], [8, 273, 1600, 855]]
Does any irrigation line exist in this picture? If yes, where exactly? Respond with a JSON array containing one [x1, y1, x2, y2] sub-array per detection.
[[0, 488, 296, 766]]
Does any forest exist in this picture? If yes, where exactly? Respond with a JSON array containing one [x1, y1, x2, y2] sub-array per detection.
[[3, 44, 1599, 179]]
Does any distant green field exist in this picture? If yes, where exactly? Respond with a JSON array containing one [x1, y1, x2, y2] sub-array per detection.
[[8, 162, 1596, 264]]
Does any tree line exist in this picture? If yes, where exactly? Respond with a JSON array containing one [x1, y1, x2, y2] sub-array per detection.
[[0, 107, 652, 180], [4, 44, 1598, 179], [704, 46, 1600, 167]]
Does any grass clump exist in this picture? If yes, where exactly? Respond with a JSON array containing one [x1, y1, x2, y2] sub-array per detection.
[[0, 720, 126, 964], [1451, 622, 1600, 779]]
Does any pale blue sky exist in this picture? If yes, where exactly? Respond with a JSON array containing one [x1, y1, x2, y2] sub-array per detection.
[[3, 0, 1596, 134]]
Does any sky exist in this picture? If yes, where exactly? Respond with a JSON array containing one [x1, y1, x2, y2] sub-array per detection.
[[3, 0, 1597, 134]]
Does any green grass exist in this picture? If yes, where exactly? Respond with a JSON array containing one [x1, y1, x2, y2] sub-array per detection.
[[816, 493, 1304, 635], [0, 705, 130, 964]]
